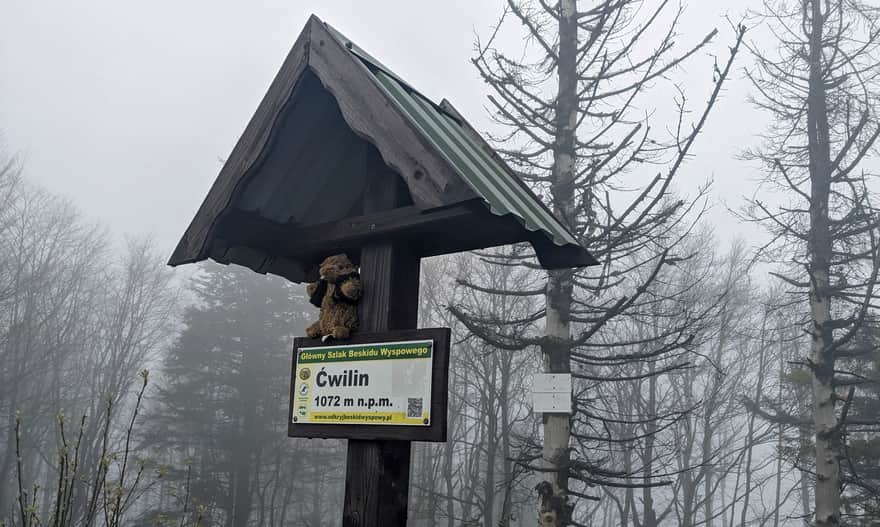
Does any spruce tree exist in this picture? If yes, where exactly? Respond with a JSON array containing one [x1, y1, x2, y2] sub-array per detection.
[[146, 263, 313, 526]]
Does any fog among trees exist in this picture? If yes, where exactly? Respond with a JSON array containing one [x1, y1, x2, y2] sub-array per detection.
[[1, 1, 879, 526]]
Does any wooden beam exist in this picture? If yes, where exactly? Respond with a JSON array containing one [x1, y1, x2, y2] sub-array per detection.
[[215, 202, 595, 280], [342, 147, 417, 527], [216, 201, 481, 256]]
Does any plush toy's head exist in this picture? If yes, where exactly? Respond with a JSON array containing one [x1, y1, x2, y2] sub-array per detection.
[[319, 254, 357, 283]]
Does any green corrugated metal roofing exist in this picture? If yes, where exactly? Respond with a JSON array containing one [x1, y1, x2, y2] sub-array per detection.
[[324, 24, 580, 250]]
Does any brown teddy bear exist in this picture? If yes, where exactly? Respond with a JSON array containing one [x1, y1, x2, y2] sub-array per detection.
[[306, 254, 362, 342]]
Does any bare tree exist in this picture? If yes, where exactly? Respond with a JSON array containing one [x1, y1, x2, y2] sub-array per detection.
[[595, 234, 774, 527], [0, 177, 105, 514], [410, 254, 540, 527], [742, 1, 880, 524], [453, 1, 746, 524], [0, 152, 179, 522]]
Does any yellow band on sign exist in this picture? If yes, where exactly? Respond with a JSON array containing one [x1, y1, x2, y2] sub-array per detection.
[[308, 411, 431, 425]]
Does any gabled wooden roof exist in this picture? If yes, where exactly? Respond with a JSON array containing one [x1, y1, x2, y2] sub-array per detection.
[[169, 15, 596, 282]]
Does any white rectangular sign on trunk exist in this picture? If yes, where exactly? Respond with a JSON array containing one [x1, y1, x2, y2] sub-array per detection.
[[292, 339, 433, 426], [532, 373, 572, 414]]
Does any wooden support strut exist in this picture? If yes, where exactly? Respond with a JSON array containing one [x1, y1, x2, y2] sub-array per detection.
[[342, 147, 419, 527]]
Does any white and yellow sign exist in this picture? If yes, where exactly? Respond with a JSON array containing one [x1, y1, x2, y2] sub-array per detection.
[[292, 340, 433, 426]]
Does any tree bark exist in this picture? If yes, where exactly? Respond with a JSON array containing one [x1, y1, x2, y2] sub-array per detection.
[[443, 392, 456, 527], [231, 334, 258, 527], [483, 356, 498, 527], [642, 365, 658, 527], [773, 317, 785, 527], [539, 1, 577, 525], [741, 314, 769, 526], [499, 353, 514, 527], [805, 1, 841, 525]]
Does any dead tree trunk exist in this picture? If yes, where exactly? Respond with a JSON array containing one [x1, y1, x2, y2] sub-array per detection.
[[538, 1, 578, 525], [744, 0, 880, 522], [805, 2, 840, 524]]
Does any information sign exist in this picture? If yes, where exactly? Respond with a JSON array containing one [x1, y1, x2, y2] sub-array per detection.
[[292, 339, 433, 426], [288, 328, 450, 441]]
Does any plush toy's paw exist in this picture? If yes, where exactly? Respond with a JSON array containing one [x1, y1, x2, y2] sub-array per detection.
[[321, 334, 333, 343], [339, 279, 362, 302], [306, 321, 321, 339], [331, 326, 351, 340]]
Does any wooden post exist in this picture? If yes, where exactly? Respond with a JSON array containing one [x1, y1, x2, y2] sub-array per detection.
[[342, 148, 420, 527]]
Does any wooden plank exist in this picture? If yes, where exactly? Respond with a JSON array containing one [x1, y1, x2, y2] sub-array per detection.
[[216, 202, 480, 256], [214, 144, 593, 270], [216, 201, 593, 283], [344, 146, 418, 527], [344, 440, 409, 527], [342, 246, 417, 527], [168, 17, 313, 266], [306, 17, 475, 208]]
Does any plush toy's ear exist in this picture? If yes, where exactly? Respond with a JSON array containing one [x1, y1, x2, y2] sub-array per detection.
[[309, 279, 328, 307]]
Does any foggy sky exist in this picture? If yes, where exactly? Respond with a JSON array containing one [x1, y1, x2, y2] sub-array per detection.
[[1, 1, 768, 261]]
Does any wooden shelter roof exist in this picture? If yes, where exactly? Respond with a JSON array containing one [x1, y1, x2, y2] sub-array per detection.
[[169, 15, 596, 282]]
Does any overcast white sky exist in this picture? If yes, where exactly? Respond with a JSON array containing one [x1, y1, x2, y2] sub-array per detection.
[[1, 1, 768, 260]]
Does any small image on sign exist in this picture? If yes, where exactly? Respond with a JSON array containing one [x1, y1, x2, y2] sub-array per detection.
[[407, 398, 423, 418]]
